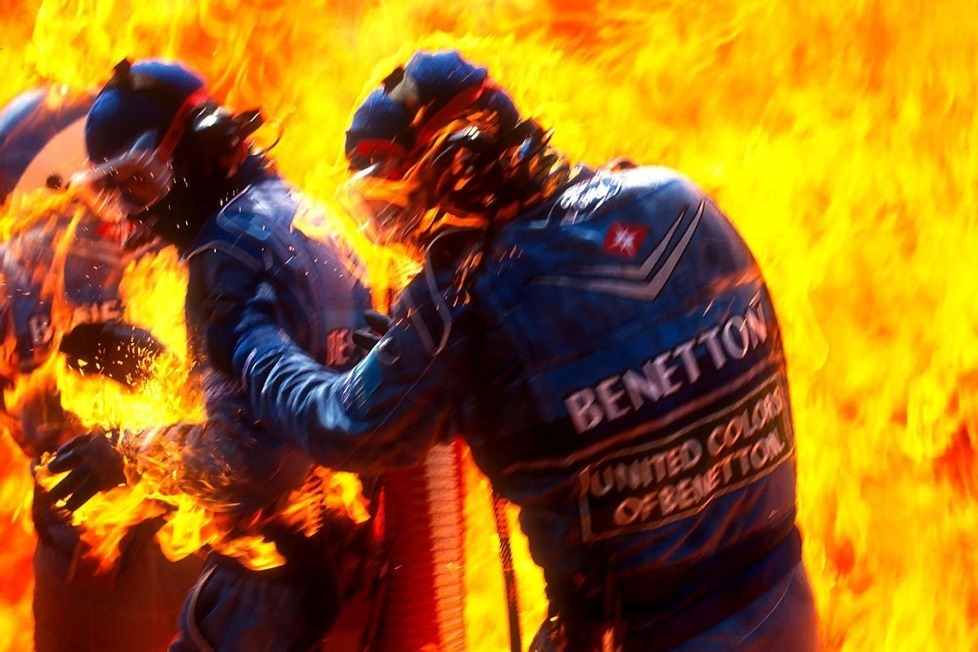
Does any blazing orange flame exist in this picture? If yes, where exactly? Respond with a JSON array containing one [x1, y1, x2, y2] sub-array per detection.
[[1, 1, 977, 651], [31, 233, 370, 574], [2, 177, 369, 588]]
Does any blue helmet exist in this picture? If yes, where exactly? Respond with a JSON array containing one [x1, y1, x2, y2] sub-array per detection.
[[344, 50, 521, 172], [84, 59, 207, 164], [342, 50, 566, 244], [0, 87, 92, 204], [77, 60, 263, 242]]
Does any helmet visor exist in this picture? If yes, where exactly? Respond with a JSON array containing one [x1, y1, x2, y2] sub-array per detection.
[[71, 131, 174, 223], [340, 163, 434, 246]]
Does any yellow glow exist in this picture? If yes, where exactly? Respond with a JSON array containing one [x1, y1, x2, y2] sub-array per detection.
[[1, 1, 976, 651]]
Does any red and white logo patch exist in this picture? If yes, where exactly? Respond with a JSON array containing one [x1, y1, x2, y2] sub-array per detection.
[[602, 221, 649, 258]]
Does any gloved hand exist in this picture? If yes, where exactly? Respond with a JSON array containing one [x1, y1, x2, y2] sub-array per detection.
[[351, 310, 393, 353], [46, 431, 126, 511], [59, 321, 165, 388]]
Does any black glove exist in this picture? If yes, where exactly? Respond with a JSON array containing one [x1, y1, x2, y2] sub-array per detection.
[[351, 310, 393, 353], [59, 321, 165, 388], [46, 431, 126, 512]]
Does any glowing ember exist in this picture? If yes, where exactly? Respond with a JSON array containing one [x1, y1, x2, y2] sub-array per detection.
[[2, 1, 977, 651], [54, 245, 205, 432], [9, 208, 367, 574], [3, 191, 370, 580]]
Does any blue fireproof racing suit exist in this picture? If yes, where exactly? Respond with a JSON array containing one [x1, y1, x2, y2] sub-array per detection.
[[233, 166, 819, 651], [163, 160, 374, 652]]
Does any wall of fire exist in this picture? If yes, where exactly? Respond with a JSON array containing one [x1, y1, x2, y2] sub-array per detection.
[[0, 0, 976, 650]]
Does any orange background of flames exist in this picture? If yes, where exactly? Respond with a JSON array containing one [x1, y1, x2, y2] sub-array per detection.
[[1, 0, 977, 650]]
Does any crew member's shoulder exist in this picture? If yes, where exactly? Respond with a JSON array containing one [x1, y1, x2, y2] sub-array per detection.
[[606, 165, 705, 201], [540, 165, 704, 226], [215, 177, 298, 233], [224, 177, 296, 216], [185, 179, 296, 270]]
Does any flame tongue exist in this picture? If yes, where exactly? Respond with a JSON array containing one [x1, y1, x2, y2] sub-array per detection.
[[4, 194, 370, 575], [2, 1, 977, 650]]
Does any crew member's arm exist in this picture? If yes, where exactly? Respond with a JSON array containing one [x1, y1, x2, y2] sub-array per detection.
[[116, 400, 307, 513], [185, 240, 266, 375], [233, 278, 462, 474], [48, 388, 309, 514]]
